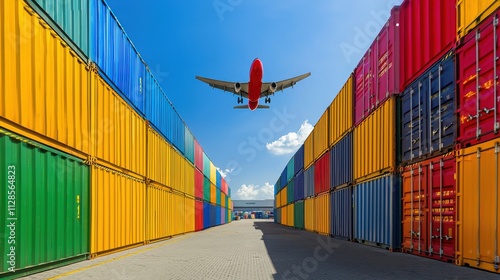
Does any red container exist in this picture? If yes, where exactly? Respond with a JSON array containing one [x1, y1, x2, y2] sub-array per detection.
[[194, 139, 203, 171], [195, 169, 204, 199], [401, 153, 456, 262], [400, 0, 456, 89], [314, 151, 331, 195], [221, 178, 228, 195], [457, 9, 500, 147], [354, 6, 401, 126], [195, 200, 204, 231]]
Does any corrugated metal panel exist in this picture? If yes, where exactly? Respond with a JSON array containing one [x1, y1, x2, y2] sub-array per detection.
[[401, 153, 456, 262], [294, 145, 305, 175], [400, 0, 456, 89], [210, 183, 216, 204], [185, 196, 195, 233], [294, 171, 305, 202], [287, 181, 295, 204], [210, 203, 216, 227], [304, 165, 315, 198], [280, 168, 287, 190], [29, 0, 89, 59], [203, 177, 211, 206], [457, 0, 499, 39], [146, 183, 173, 241], [221, 192, 226, 208], [195, 169, 203, 199], [456, 139, 500, 273], [275, 189, 282, 208], [0, 0, 90, 161], [147, 126, 170, 186], [354, 7, 401, 126], [314, 193, 330, 235], [330, 74, 354, 146], [203, 153, 211, 178], [314, 151, 331, 195], [90, 0, 147, 116], [330, 187, 352, 240], [287, 157, 295, 183], [313, 109, 330, 160], [216, 188, 221, 206], [354, 97, 396, 183], [276, 207, 282, 224], [457, 9, 500, 147], [304, 133, 314, 169], [194, 140, 203, 172], [304, 199, 315, 232], [195, 200, 203, 231], [203, 202, 210, 229], [171, 193, 185, 236], [210, 162, 217, 185], [0, 130, 89, 278], [168, 149, 194, 195], [287, 204, 295, 227], [280, 187, 288, 208], [222, 178, 228, 195], [353, 174, 401, 250], [401, 51, 456, 164], [90, 164, 145, 256], [294, 201, 305, 229], [184, 129, 195, 164], [216, 171, 222, 190], [91, 71, 147, 176], [330, 132, 353, 189]]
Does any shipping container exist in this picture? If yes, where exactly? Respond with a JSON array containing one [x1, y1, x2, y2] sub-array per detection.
[[294, 145, 305, 175], [147, 183, 173, 241], [168, 149, 195, 195], [203, 202, 211, 229], [304, 133, 314, 169], [221, 192, 226, 208], [457, 0, 499, 39], [222, 178, 228, 195], [304, 198, 315, 232], [280, 187, 287, 208], [216, 170, 222, 190], [184, 129, 195, 164], [216, 188, 222, 206], [203, 177, 211, 203], [0, 130, 89, 279], [90, 0, 147, 116], [287, 181, 295, 204], [314, 193, 330, 235], [294, 171, 305, 202], [354, 7, 401, 126], [330, 132, 353, 189], [287, 204, 295, 227], [195, 200, 204, 231], [401, 51, 456, 164], [353, 174, 401, 250], [314, 151, 331, 195], [210, 183, 216, 204], [195, 169, 203, 199], [147, 126, 171, 186], [203, 153, 211, 178], [287, 157, 295, 183], [294, 201, 305, 230], [90, 164, 146, 256], [354, 97, 396, 182], [0, 0, 90, 160], [401, 153, 456, 262], [330, 187, 353, 240], [314, 109, 330, 160], [330, 74, 354, 146], [91, 71, 147, 176], [456, 138, 500, 273], [210, 162, 217, 185], [215, 206, 221, 226], [185, 196, 195, 233], [280, 168, 287, 190], [400, 0, 456, 89], [304, 165, 315, 198], [276, 207, 281, 224], [194, 140, 203, 172], [457, 9, 500, 147]]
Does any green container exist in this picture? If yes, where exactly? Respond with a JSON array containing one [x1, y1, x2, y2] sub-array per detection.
[[203, 153, 211, 179], [0, 129, 90, 279], [203, 176, 211, 202], [287, 180, 295, 204], [28, 0, 89, 59], [225, 195, 229, 209], [294, 201, 305, 229], [216, 188, 221, 206]]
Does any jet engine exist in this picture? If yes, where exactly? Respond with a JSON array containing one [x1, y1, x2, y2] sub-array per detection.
[[269, 82, 277, 93], [234, 82, 241, 93]]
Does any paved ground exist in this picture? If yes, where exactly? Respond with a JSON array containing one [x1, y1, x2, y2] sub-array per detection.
[[18, 219, 499, 280]]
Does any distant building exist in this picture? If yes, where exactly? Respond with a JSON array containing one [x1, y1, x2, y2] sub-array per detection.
[[233, 199, 274, 213]]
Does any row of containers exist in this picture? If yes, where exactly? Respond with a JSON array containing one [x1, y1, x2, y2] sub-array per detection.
[[275, 0, 500, 274], [0, 0, 233, 279]]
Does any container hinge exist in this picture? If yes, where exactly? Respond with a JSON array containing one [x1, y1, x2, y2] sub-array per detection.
[[440, 249, 444, 256], [495, 143, 500, 154], [494, 16, 499, 27], [84, 156, 96, 166], [418, 166, 422, 173], [477, 149, 481, 158], [476, 31, 481, 41], [495, 122, 500, 131], [494, 256, 499, 270], [88, 62, 98, 73], [429, 247, 433, 254]]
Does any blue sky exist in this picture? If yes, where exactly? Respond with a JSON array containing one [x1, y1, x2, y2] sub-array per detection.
[[105, 0, 402, 200]]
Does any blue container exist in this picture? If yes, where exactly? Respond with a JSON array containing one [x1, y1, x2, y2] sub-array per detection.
[[203, 202, 210, 228], [304, 165, 315, 198], [330, 132, 353, 189], [280, 168, 287, 190], [353, 174, 401, 250], [400, 51, 455, 164], [216, 171, 222, 190], [287, 157, 295, 183], [90, 0, 147, 116], [330, 187, 352, 240], [210, 203, 216, 227], [215, 206, 221, 226], [274, 178, 280, 196], [294, 171, 305, 201], [294, 145, 305, 176], [184, 129, 195, 164]]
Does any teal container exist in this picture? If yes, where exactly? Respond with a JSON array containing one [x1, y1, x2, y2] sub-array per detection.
[[216, 188, 221, 206], [294, 201, 305, 229], [287, 181, 295, 204], [287, 157, 295, 183], [203, 153, 211, 178], [0, 129, 89, 279], [203, 176, 211, 202], [184, 129, 195, 164], [28, 0, 89, 59]]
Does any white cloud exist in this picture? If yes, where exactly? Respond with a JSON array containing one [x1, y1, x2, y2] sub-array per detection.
[[234, 182, 274, 200], [216, 167, 234, 178], [266, 120, 313, 155]]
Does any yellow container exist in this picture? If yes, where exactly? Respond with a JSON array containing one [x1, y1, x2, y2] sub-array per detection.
[[171, 192, 186, 236], [210, 162, 217, 184], [304, 133, 314, 169], [304, 198, 315, 232], [457, 0, 499, 39], [185, 195, 195, 233], [147, 126, 171, 186], [281, 206, 288, 225], [0, 0, 90, 160], [314, 108, 330, 161], [287, 203, 295, 227], [456, 139, 500, 274], [280, 187, 288, 207], [91, 164, 146, 256], [329, 74, 353, 147], [91, 71, 147, 177], [210, 184, 216, 204], [182, 158, 195, 196], [221, 192, 226, 208], [354, 97, 396, 183], [147, 183, 173, 241], [314, 193, 330, 235]]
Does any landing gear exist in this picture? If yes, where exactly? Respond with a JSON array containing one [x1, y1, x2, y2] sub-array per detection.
[[264, 97, 271, 104], [237, 97, 243, 104]]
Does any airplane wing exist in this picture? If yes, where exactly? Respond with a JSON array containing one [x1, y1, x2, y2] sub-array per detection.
[[260, 72, 311, 98], [196, 76, 249, 99]]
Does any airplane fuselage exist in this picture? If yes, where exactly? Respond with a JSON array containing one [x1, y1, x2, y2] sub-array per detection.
[[247, 58, 263, 110]]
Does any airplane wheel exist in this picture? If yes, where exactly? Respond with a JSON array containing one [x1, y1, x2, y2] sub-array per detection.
[[268, 98, 271, 103]]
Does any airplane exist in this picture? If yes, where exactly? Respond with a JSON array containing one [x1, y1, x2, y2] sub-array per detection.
[[196, 58, 310, 110]]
